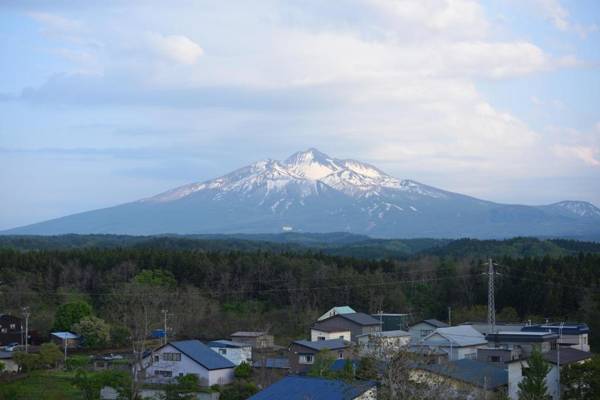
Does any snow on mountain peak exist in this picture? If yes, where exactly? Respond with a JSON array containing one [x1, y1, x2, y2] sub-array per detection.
[[551, 201, 600, 218], [142, 148, 450, 203]]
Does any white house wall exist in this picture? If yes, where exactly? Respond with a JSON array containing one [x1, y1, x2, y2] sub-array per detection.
[[210, 346, 252, 366], [310, 329, 351, 342], [144, 344, 234, 386]]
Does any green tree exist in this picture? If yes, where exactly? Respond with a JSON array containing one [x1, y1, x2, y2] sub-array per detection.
[[134, 269, 177, 288], [518, 349, 551, 400], [109, 324, 130, 348], [39, 342, 63, 368], [307, 350, 336, 378], [356, 356, 378, 380], [562, 355, 600, 399], [0, 361, 5, 373], [72, 316, 111, 348], [53, 301, 93, 332], [234, 361, 252, 379]]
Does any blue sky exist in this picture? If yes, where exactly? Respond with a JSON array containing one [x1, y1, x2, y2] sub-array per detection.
[[1, 0, 599, 230]]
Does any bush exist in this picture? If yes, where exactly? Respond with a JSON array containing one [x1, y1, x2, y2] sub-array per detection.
[[220, 382, 259, 400], [66, 355, 91, 371], [39, 343, 63, 368], [234, 362, 252, 379], [13, 352, 41, 372]]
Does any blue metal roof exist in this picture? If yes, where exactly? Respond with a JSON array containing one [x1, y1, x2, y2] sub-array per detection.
[[420, 359, 508, 389], [207, 340, 249, 349], [521, 323, 589, 336], [248, 376, 376, 400], [50, 331, 79, 340], [169, 340, 235, 370]]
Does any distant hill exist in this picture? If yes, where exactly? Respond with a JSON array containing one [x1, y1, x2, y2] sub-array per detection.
[[1, 233, 599, 259], [4, 148, 600, 239]]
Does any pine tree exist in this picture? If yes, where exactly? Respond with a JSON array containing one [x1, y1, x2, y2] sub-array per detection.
[[518, 349, 551, 400]]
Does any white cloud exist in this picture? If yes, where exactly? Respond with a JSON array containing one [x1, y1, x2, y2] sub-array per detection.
[[144, 33, 204, 65], [553, 145, 600, 166], [521, 0, 598, 38]]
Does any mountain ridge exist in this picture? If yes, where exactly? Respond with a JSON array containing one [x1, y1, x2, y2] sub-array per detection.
[[4, 148, 600, 238]]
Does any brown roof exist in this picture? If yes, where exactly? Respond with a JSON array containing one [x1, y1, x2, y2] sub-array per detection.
[[542, 348, 592, 366]]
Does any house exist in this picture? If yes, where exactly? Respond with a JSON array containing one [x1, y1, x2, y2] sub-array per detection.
[[50, 331, 80, 349], [207, 340, 252, 366], [521, 323, 590, 352], [140, 340, 235, 386], [476, 346, 521, 365], [317, 306, 357, 321], [288, 338, 352, 373], [0, 314, 22, 346], [411, 359, 508, 398], [506, 347, 593, 400], [230, 331, 274, 349], [248, 376, 377, 400], [311, 326, 351, 342], [420, 325, 487, 361], [408, 319, 449, 341], [486, 331, 558, 356], [357, 330, 411, 358], [312, 313, 382, 343]]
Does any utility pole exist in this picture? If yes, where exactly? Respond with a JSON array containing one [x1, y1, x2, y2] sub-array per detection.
[[21, 306, 30, 353], [448, 306, 452, 326], [162, 309, 168, 345], [557, 322, 564, 400]]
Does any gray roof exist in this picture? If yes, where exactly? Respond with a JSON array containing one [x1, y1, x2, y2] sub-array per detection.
[[542, 348, 593, 366], [419, 359, 508, 389], [293, 339, 349, 351], [231, 331, 268, 337], [167, 340, 235, 370], [338, 313, 382, 326], [422, 326, 487, 347], [50, 331, 79, 340], [207, 340, 250, 349], [417, 319, 449, 328]]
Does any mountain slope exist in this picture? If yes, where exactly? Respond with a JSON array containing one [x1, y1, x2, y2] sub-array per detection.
[[4, 148, 600, 238]]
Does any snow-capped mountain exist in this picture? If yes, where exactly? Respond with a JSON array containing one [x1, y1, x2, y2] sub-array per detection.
[[4, 148, 600, 239]]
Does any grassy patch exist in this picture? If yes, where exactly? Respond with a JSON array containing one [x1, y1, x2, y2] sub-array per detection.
[[0, 370, 84, 400]]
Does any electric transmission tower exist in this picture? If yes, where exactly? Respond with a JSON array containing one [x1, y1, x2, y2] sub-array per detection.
[[483, 258, 500, 334]]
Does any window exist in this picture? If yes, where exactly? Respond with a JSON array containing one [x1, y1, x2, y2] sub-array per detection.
[[154, 355, 159, 363], [338, 351, 344, 359], [338, 335, 344, 340], [420, 329, 432, 337], [9, 324, 16, 329], [317, 336, 326, 341], [464, 352, 476, 360], [154, 370, 172, 377], [300, 354, 314, 364], [489, 356, 500, 363], [219, 348, 226, 355], [551, 342, 557, 350], [162, 352, 181, 362], [0, 328, 6, 333]]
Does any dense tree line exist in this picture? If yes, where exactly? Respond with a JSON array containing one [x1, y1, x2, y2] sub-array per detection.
[[0, 244, 599, 351]]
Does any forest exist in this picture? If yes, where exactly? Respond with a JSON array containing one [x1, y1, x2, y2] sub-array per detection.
[[0, 234, 599, 352]]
